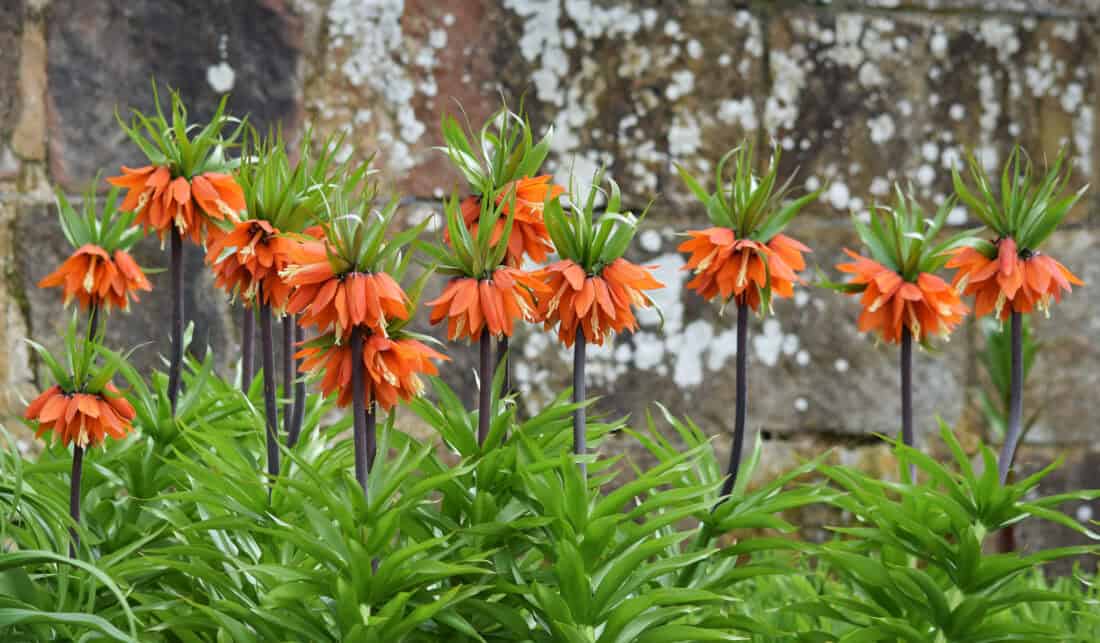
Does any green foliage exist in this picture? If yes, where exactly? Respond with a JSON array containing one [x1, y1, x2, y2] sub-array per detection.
[[675, 141, 820, 243], [801, 423, 1099, 642], [54, 181, 143, 254], [851, 186, 978, 282], [24, 314, 129, 397], [235, 128, 362, 234], [116, 82, 246, 178], [3, 342, 1097, 641], [952, 145, 1086, 252], [544, 167, 645, 274], [418, 188, 516, 279], [438, 104, 552, 197], [310, 168, 429, 280]]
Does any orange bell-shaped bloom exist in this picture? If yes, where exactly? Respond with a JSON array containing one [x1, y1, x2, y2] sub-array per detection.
[[296, 333, 448, 411], [946, 237, 1083, 320], [108, 165, 244, 243], [24, 383, 136, 448], [458, 176, 564, 266], [206, 219, 298, 310], [537, 258, 663, 347], [38, 244, 152, 312], [679, 228, 809, 312], [282, 244, 409, 337], [837, 249, 968, 344], [427, 267, 548, 342]]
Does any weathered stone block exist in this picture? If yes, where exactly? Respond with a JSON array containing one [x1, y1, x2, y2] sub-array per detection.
[[764, 8, 1097, 223], [0, 1, 23, 179], [46, 0, 304, 190]]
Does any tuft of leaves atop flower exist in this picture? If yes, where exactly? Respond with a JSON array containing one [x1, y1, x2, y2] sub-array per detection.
[[850, 185, 977, 283], [952, 145, 1087, 253], [116, 82, 247, 179], [419, 187, 515, 279], [676, 141, 821, 243], [312, 172, 429, 282], [438, 103, 551, 197], [55, 180, 143, 254], [544, 167, 644, 275], [25, 315, 131, 397], [235, 128, 360, 234]]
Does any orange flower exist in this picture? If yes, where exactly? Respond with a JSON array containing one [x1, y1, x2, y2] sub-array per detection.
[[296, 333, 447, 411], [282, 244, 409, 336], [679, 228, 809, 312], [107, 165, 244, 243], [458, 176, 565, 266], [537, 258, 663, 347], [427, 267, 548, 341], [206, 219, 298, 310], [38, 244, 152, 312], [24, 383, 136, 448], [837, 249, 968, 344], [946, 237, 1083, 319]]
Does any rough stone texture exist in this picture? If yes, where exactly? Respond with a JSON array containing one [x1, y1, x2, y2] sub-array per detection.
[[46, 0, 305, 190], [852, 1, 1100, 15], [0, 0, 1096, 555], [0, 0, 24, 180]]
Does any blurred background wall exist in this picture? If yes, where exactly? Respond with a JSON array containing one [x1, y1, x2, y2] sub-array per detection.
[[0, 0, 1096, 554]]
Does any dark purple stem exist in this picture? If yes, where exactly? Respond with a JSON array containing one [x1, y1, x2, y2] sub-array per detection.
[[260, 298, 280, 489], [287, 322, 306, 447], [282, 314, 293, 408], [478, 328, 492, 447], [497, 336, 510, 399], [998, 311, 1024, 484], [68, 445, 84, 558], [573, 327, 587, 478], [168, 227, 183, 412], [719, 301, 750, 499], [351, 327, 369, 494], [901, 326, 914, 450]]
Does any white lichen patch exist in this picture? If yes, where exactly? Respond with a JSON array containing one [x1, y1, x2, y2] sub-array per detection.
[[639, 229, 663, 253], [752, 319, 800, 368], [324, 0, 453, 172], [868, 113, 895, 144], [206, 61, 236, 93]]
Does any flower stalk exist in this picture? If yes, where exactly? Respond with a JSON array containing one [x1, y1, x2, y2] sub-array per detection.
[[168, 227, 184, 412], [350, 327, 369, 494], [497, 336, 510, 399], [259, 294, 280, 488], [998, 311, 1024, 483], [68, 444, 84, 558], [478, 328, 492, 447], [287, 323, 306, 448], [282, 314, 293, 426], [720, 301, 750, 499], [573, 328, 587, 478], [901, 326, 913, 450]]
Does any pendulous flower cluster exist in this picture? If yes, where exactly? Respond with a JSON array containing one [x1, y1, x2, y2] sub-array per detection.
[[39, 245, 151, 312], [947, 237, 1082, 320], [24, 383, 136, 449], [537, 258, 662, 347]]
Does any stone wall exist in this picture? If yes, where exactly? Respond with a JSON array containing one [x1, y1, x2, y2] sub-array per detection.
[[1, 1, 1096, 551]]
